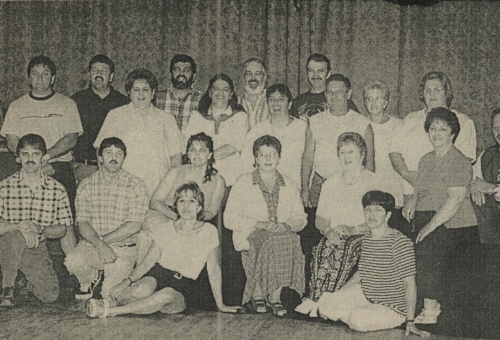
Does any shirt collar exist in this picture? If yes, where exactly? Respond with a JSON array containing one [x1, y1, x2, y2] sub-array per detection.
[[251, 169, 285, 187], [17, 171, 49, 188]]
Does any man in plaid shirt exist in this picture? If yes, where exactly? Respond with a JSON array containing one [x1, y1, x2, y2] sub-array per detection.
[[0, 134, 73, 307], [155, 54, 202, 133], [64, 137, 149, 300]]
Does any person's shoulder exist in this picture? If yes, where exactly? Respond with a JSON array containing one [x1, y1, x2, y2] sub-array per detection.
[[45, 176, 68, 194], [452, 109, 473, 122], [389, 229, 414, 249], [70, 88, 90, 101], [7, 94, 31, 109], [233, 172, 254, 187], [107, 103, 130, 116], [403, 109, 424, 120], [0, 172, 20, 189], [53, 92, 76, 104]]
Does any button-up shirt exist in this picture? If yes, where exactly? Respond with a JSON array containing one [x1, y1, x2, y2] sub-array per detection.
[[155, 87, 202, 132], [0, 172, 73, 228]]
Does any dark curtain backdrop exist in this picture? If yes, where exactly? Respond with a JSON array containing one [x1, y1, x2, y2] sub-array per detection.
[[0, 0, 498, 150]]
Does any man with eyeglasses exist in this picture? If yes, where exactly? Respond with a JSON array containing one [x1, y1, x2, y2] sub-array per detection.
[[239, 58, 269, 129], [155, 54, 202, 133], [71, 54, 130, 183], [389, 71, 476, 201]]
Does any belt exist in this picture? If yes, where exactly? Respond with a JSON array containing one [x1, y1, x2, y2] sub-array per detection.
[[76, 159, 98, 166]]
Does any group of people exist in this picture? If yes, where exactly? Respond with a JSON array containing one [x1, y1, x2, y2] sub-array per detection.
[[0, 51, 498, 337]]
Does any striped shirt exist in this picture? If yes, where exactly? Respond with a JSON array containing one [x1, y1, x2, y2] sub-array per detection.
[[359, 229, 416, 316], [155, 87, 202, 131], [253, 170, 285, 223], [76, 169, 149, 240], [0, 172, 73, 228]]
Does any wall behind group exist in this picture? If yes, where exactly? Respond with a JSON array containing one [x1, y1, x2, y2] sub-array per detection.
[[0, 0, 498, 150]]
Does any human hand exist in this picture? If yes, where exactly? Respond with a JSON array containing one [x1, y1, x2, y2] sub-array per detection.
[[416, 224, 436, 243], [402, 197, 417, 222], [109, 279, 131, 303], [325, 228, 342, 246], [97, 243, 117, 264], [272, 223, 290, 233], [406, 321, 430, 337], [218, 304, 245, 314], [19, 228, 40, 249], [471, 191, 486, 206], [471, 178, 497, 195]]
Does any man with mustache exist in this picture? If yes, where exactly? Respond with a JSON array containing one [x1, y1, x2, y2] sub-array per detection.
[[156, 54, 201, 133], [290, 53, 358, 119], [71, 55, 130, 183], [0, 134, 73, 307], [65, 137, 148, 301], [0, 55, 82, 255], [471, 108, 500, 245], [239, 58, 269, 129]]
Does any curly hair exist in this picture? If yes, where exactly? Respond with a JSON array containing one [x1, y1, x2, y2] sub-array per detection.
[[184, 132, 218, 184]]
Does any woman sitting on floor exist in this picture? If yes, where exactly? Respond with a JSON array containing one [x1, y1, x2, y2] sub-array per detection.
[[86, 182, 241, 318], [224, 135, 307, 317], [317, 191, 429, 337], [149, 132, 225, 224]]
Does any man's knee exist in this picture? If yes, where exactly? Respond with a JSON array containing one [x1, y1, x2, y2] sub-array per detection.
[[33, 279, 60, 304], [64, 249, 86, 272]]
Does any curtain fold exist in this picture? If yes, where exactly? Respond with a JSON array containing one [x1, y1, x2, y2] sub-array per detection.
[[1, 0, 498, 149]]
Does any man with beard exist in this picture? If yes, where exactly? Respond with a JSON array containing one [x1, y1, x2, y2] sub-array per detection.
[[239, 58, 269, 129], [156, 54, 202, 133], [0, 134, 72, 307], [290, 53, 358, 119], [0, 55, 82, 254], [471, 108, 500, 245], [65, 137, 148, 300], [71, 55, 130, 182]]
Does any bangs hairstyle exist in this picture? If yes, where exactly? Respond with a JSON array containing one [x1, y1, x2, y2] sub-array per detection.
[[169, 54, 197, 74], [27, 55, 56, 76], [16, 134, 47, 156], [307, 53, 331, 71], [98, 137, 127, 157], [424, 107, 460, 143], [266, 83, 293, 102], [363, 80, 390, 102], [185, 132, 218, 183], [253, 135, 282, 158], [125, 68, 158, 94], [337, 132, 367, 166], [89, 54, 115, 74], [362, 190, 395, 213], [172, 182, 205, 220], [419, 71, 454, 108]]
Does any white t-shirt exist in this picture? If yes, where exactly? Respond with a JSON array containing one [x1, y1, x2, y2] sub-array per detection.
[[152, 220, 219, 280], [310, 109, 371, 179]]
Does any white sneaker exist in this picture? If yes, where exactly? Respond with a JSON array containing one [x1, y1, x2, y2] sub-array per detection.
[[75, 271, 103, 300], [414, 306, 442, 324], [294, 298, 317, 314]]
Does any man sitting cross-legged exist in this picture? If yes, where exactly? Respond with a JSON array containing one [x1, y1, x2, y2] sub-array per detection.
[[65, 137, 148, 300], [0, 134, 72, 307]]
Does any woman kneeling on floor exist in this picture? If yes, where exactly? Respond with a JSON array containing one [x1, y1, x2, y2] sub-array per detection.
[[86, 182, 242, 318], [317, 191, 429, 337]]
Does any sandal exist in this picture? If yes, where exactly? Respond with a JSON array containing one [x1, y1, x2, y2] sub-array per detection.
[[86, 298, 109, 318], [267, 301, 287, 317], [251, 299, 267, 313]]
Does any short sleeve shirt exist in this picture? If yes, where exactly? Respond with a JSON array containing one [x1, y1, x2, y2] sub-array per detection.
[[94, 103, 182, 195], [153, 221, 219, 280], [76, 169, 149, 239], [71, 87, 129, 162], [0, 172, 73, 228], [0, 93, 83, 162], [359, 229, 416, 316], [415, 146, 477, 228]]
